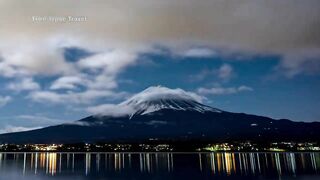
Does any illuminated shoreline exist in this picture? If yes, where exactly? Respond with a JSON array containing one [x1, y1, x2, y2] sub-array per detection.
[[1, 142, 319, 152]]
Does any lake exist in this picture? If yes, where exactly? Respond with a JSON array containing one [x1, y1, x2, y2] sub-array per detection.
[[0, 152, 319, 179]]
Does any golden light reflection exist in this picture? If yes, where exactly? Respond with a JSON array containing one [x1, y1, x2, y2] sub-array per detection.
[[232, 153, 236, 173], [224, 153, 232, 175], [198, 152, 317, 176], [48, 153, 57, 176], [0, 152, 318, 177], [216, 153, 221, 173], [40, 153, 46, 168]]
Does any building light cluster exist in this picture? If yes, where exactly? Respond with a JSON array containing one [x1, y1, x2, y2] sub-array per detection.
[[32, 144, 62, 151], [0, 142, 319, 152], [202, 142, 320, 152], [204, 143, 233, 151], [203, 142, 260, 152], [139, 144, 173, 151], [269, 142, 320, 151], [0, 144, 63, 151]]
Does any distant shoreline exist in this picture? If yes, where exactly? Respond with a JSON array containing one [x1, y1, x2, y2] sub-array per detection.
[[1, 142, 319, 152], [1, 151, 320, 153]]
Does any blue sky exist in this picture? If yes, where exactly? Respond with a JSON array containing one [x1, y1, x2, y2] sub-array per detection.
[[0, 0, 319, 133]]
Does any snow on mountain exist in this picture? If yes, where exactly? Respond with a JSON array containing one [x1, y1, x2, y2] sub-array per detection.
[[90, 86, 221, 117], [122, 86, 221, 116], [124, 86, 204, 104]]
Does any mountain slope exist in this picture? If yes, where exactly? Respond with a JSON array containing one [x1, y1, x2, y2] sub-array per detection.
[[0, 86, 319, 144]]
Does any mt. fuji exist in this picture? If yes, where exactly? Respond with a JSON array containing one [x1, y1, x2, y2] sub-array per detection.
[[0, 86, 319, 144], [94, 86, 221, 118]]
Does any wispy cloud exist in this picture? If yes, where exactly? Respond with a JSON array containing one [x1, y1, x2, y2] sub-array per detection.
[[87, 104, 134, 117], [7, 78, 40, 91], [190, 64, 234, 82], [29, 90, 129, 105], [218, 64, 234, 81], [180, 48, 216, 58], [276, 50, 320, 78], [50, 76, 86, 90], [198, 85, 253, 95], [0, 96, 11, 107], [16, 115, 63, 125], [0, 125, 42, 134]]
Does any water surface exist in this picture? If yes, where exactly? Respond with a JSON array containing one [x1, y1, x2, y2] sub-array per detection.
[[0, 152, 319, 179]]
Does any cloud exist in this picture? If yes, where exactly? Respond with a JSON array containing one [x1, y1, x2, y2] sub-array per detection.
[[0, 40, 77, 77], [190, 64, 234, 82], [0, 114, 69, 129], [88, 72, 118, 90], [29, 89, 128, 104], [189, 69, 214, 82], [0, 61, 30, 77], [26, 50, 139, 105], [276, 49, 320, 78], [87, 104, 135, 117], [64, 121, 91, 126], [49, 71, 120, 92], [180, 48, 216, 58], [0, 39, 142, 101], [77, 50, 137, 74], [0, 96, 11, 107], [25, 50, 135, 106], [28, 91, 63, 104], [198, 85, 253, 95], [218, 64, 234, 81], [7, 78, 40, 91], [0, 0, 318, 78], [1, 0, 319, 52], [238, 85, 254, 92], [50, 76, 86, 90], [127, 86, 205, 103], [76, 50, 139, 90], [0, 125, 42, 134], [16, 115, 63, 125]]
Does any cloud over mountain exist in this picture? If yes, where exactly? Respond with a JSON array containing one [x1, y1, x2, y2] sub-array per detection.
[[87, 86, 206, 116]]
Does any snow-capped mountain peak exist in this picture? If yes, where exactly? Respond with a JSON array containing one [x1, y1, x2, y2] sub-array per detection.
[[121, 86, 221, 117], [124, 86, 202, 103], [90, 86, 221, 118]]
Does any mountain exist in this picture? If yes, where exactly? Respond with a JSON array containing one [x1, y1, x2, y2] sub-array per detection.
[[0, 86, 319, 144], [121, 86, 222, 117]]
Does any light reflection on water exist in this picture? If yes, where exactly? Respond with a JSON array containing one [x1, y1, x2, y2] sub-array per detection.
[[199, 152, 320, 176], [0, 152, 319, 179]]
